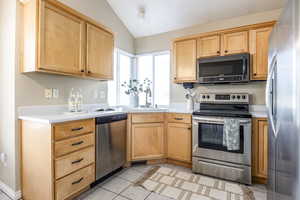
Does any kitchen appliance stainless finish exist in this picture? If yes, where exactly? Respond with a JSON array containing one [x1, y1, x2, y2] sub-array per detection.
[[267, 0, 300, 199], [192, 93, 252, 184], [95, 114, 127, 180], [197, 53, 250, 84]]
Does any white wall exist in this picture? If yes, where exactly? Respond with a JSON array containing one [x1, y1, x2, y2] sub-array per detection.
[[0, 0, 18, 192], [135, 9, 282, 105]]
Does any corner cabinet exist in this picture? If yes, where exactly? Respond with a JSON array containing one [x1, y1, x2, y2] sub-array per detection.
[[252, 118, 268, 184], [172, 39, 197, 83], [128, 113, 166, 161], [21, 0, 114, 80]]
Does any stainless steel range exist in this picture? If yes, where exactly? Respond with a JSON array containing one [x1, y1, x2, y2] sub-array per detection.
[[192, 93, 252, 184]]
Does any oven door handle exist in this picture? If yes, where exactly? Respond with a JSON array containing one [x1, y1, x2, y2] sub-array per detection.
[[193, 117, 251, 125]]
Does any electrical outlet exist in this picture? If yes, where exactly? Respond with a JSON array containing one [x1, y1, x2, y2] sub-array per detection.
[[52, 88, 59, 99], [45, 89, 52, 99]]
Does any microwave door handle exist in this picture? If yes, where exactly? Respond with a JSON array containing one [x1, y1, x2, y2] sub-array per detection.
[[242, 58, 246, 78]]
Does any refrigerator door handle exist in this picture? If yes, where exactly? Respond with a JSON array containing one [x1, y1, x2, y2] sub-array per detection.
[[266, 54, 277, 137]]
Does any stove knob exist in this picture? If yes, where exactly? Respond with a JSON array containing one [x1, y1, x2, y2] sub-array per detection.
[[237, 95, 241, 99], [202, 95, 206, 99], [232, 95, 236, 99], [242, 95, 246, 99], [206, 95, 210, 99]]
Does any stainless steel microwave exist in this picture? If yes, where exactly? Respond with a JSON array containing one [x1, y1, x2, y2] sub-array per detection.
[[197, 53, 250, 84]]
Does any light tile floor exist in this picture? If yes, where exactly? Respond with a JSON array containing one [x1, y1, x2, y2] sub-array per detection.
[[0, 164, 266, 200], [76, 163, 267, 200]]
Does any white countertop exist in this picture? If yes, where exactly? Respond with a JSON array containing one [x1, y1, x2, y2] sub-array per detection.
[[18, 103, 267, 124], [18, 103, 193, 124]]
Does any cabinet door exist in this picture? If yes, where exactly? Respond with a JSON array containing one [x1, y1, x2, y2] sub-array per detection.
[[167, 123, 191, 163], [252, 118, 268, 181], [222, 31, 248, 55], [173, 40, 197, 83], [250, 27, 273, 80], [87, 23, 114, 80], [39, 2, 85, 75], [197, 35, 221, 58], [132, 123, 165, 160]]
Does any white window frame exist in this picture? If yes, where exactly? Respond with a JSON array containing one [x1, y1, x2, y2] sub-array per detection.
[[109, 49, 135, 106], [136, 51, 171, 106]]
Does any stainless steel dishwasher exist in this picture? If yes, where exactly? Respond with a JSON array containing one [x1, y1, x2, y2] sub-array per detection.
[[95, 114, 127, 180]]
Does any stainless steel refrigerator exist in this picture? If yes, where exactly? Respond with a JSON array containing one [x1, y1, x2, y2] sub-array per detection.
[[267, 0, 300, 199]]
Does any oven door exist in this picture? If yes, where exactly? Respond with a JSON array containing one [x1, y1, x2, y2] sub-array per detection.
[[192, 116, 251, 166]]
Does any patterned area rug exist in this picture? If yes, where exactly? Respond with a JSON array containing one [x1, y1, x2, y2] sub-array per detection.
[[136, 166, 254, 200]]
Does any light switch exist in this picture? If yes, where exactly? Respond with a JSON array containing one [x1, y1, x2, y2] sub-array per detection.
[[52, 88, 59, 98], [45, 89, 52, 99]]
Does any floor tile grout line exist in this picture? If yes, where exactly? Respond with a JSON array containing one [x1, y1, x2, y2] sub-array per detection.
[[0, 189, 12, 200]]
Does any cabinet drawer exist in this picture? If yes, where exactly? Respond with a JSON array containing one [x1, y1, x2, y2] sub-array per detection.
[[55, 133, 95, 157], [55, 147, 95, 179], [167, 113, 191, 124], [132, 113, 164, 123], [55, 164, 95, 200], [54, 119, 95, 141]]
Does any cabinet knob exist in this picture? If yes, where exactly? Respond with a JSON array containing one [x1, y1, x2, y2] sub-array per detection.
[[174, 77, 177, 80], [88, 71, 91, 74], [225, 50, 228, 53], [80, 69, 84, 73], [254, 73, 257, 76], [188, 127, 191, 130], [217, 51, 220, 54]]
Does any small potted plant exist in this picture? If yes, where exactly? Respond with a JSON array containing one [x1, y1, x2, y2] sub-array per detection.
[[121, 78, 152, 107]]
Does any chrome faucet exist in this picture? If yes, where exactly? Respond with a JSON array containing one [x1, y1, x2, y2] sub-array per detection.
[[145, 87, 152, 108]]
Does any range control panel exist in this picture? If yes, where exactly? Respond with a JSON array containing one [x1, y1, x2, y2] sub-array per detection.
[[198, 93, 249, 104]]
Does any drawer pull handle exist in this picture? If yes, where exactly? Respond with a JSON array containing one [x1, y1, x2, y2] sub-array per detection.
[[71, 158, 84, 164], [71, 127, 84, 132], [174, 118, 183, 120], [71, 141, 84, 146], [72, 177, 84, 185]]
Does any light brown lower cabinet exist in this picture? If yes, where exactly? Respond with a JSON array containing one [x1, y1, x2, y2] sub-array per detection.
[[131, 122, 165, 161], [252, 118, 268, 184], [167, 123, 192, 163], [21, 119, 96, 200]]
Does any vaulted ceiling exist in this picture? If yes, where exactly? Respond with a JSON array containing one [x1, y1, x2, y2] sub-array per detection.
[[106, 0, 285, 38]]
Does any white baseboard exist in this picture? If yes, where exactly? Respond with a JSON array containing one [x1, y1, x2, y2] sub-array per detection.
[[0, 180, 21, 200]]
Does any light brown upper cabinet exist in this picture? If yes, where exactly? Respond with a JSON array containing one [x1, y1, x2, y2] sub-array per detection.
[[86, 24, 114, 79], [21, 0, 114, 80], [250, 27, 273, 80], [39, 2, 85, 75], [172, 21, 276, 83], [197, 35, 221, 58], [173, 39, 197, 83], [222, 31, 249, 55]]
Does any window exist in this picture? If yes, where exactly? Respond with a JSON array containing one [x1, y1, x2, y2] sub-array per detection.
[[137, 52, 170, 106], [107, 49, 134, 106], [108, 50, 170, 107]]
